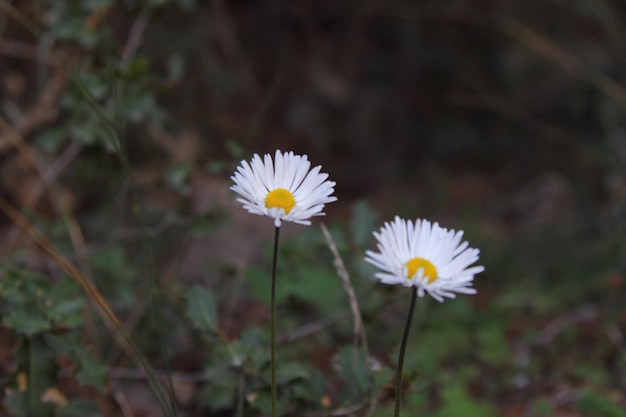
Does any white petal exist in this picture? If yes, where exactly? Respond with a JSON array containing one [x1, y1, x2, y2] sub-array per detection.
[[363, 216, 484, 302], [230, 150, 336, 226]]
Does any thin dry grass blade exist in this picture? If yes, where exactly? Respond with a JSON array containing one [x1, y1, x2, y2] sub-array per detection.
[[0, 196, 175, 417], [320, 223, 369, 358]]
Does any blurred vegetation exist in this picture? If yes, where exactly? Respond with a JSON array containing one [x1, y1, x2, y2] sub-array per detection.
[[1, 0, 626, 416]]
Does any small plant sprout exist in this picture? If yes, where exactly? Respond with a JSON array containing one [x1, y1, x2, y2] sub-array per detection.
[[364, 216, 484, 417], [231, 150, 337, 417]]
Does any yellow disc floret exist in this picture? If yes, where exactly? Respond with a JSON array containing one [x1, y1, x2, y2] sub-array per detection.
[[265, 188, 296, 214], [406, 257, 438, 283]]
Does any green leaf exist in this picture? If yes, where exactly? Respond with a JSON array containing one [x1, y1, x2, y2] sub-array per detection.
[[243, 267, 271, 304], [337, 346, 371, 400], [4, 390, 54, 417], [186, 285, 219, 332], [122, 56, 151, 80], [293, 369, 328, 402], [197, 383, 235, 411], [199, 364, 238, 410], [533, 397, 554, 417], [575, 392, 626, 417], [3, 311, 51, 335], [42, 333, 72, 355], [10, 337, 58, 417], [43, 333, 107, 390], [350, 200, 378, 247], [238, 328, 269, 371], [246, 389, 289, 416], [3, 391, 28, 417], [283, 268, 344, 314], [46, 280, 86, 328], [476, 325, 509, 366], [247, 390, 272, 414], [74, 346, 107, 390], [277, 362, 309, 384], [433, 384, 497, 417]]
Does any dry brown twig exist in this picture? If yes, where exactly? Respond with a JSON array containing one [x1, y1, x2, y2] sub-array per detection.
[[277, 311, 349, 345], [0, 194, 184, 412], [121, 8, 152, 62], [0, 39, 59, 66], [0, 65, 67, 154], [0, 196, 135, 357], [446, 92, 576, 148], [381, 3, 626, 106], [499, 18, 626, 105], [0, 115, 91, 278], [320, 223, 381, 417], [320, 223, 370, 359], [112, 390, 136, 417], [0, 39, 93, 275]]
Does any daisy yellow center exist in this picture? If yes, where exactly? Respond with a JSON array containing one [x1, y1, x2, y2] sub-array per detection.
[[265, 188, 296, 214], [406, 257, 438, 283]]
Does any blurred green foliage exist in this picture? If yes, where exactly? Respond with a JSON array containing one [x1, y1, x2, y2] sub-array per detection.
[[575, 392, 626, 417], [0, 269, 106, 416], [1, 270, 84, 335]]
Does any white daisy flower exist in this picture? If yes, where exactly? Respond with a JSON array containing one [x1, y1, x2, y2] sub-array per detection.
[[230, 150, 337, 228], [364, 216, 484, 302]]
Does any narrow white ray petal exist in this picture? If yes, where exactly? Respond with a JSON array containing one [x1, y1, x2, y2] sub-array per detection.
[[364, 216, 483, 301], [230, 150, 335, 227]]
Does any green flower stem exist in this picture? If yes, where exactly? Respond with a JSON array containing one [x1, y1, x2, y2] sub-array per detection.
[[270, 226, 281, 417], [394, 287, 418, 417]]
